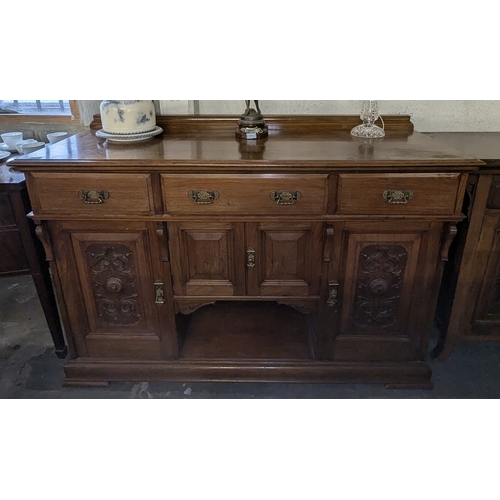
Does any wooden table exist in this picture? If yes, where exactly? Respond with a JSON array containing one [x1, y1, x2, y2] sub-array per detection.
[[0, 156, 67, 358], [427, 133, 500, 360], [7, 116, 483, 387]]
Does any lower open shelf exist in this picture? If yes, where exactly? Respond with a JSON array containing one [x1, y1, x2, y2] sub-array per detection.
[[63, 302, 433, 388], [178, 302, 315, 361]]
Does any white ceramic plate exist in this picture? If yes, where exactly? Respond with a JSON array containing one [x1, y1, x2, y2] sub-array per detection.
[[95, 126, 163, 143], [0, 143, 19, 152], [15, 139, 37, 154], [21, 142, 46, 154], [0, 151, 11, 161]]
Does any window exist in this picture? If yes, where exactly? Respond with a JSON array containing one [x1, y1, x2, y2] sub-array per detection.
[[0, 100, 80, 124]]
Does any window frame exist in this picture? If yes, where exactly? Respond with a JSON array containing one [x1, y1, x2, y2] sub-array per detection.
[[0, 100, 81, 124]]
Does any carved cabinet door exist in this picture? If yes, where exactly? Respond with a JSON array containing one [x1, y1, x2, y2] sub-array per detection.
[[50, 221, 177, 360], [325, 221, 443, 362]]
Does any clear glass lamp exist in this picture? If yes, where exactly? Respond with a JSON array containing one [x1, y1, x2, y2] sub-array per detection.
[[351, 100, 385, 138]]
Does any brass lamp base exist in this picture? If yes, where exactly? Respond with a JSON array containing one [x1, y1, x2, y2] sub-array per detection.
[[236, 119, 269, 140]]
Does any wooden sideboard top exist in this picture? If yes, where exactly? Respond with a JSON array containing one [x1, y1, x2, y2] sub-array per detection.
[[8, 116, 484, 173], [427, 132, 500, 167]]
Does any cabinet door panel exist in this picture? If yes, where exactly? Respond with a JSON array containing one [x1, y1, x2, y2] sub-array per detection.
[[0, 229, 29, 275], [0, 192, 30, 275], [52, 221, 173, 360], [0, 192, 16, 226], [331, 225, 437, 362], [341, 235, 420, 334], [246, 222, 323, 297], [71, 232, 156, 334], [472, 214, 500, 333], [169, 222, 245, 297]]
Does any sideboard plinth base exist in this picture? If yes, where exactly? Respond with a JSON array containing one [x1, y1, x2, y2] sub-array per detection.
[[63, 359, 433, 389]]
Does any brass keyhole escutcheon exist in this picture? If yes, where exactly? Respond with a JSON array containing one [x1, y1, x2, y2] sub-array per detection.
[[154, 281, 165, 305], [247, 248, 256, 268], [327, 281, 339, 307]]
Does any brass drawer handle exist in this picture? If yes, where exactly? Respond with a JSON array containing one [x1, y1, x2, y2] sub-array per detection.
[[270, 191, 302, 205], [382, 190, 414, 205], [188, 190, 220, 205], [78, 190, 110, 204], [247, 248, 256, 268]]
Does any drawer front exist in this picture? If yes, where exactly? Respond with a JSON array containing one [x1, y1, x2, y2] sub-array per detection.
[[338, 173, 464, 215], [28, 173, 155, 216], [161, 174, 328, 215]]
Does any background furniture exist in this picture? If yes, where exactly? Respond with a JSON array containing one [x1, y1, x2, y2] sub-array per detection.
[[427, 133, 500, 360], [0, 160, 67, 358], [9, 116, 482, 387]]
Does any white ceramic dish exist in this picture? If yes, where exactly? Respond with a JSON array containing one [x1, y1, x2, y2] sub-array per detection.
[[15, 139, 37, 154], [0, 142, 19, 152], [0, 151, 11, 161], [47, 132, 69, 144], [95, 126, 163, 143], [21, 142, 46, 154]]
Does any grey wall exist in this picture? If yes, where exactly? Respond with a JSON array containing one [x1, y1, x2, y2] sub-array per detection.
[[177, 101, 500, 132]]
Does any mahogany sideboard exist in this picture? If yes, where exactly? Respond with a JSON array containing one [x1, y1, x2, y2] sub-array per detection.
[[426, 133, 500, 360], [0, 160, 67, 357], [7, 116, 483, 387]]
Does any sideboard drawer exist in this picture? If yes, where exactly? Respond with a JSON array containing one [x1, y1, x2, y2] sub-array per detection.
[[338, 173, 464, 215], [27, 173, 155, 216], [161, 174, 328, 215]]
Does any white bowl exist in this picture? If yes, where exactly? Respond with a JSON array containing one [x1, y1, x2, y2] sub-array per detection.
[[47, 132, 68, 144], [1, 132, 23, 150], [21, 142, 45, 154]]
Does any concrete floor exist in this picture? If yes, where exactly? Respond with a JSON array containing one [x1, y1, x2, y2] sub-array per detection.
[[2, 274, 500, 399]]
